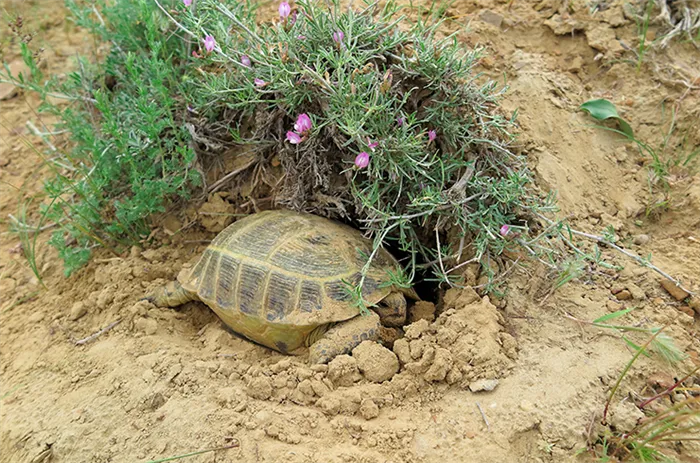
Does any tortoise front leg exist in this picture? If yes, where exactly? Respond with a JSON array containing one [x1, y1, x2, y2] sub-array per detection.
[[143, 281, 195, 307], [308, 311, 381, 364]]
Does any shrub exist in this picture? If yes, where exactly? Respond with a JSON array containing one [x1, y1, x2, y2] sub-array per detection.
[[2, 0, 554, 300]]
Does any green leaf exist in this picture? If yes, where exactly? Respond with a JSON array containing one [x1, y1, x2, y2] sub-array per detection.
[[622, 336, 651, 358], [593, 306, 636, 324], [579, 99, 634, 138]]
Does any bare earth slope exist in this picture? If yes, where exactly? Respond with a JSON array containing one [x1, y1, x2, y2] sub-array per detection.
[[1, 1, 698, 462]]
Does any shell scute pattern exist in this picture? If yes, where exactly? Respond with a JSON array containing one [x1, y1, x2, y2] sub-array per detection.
[[237, 263, 267, 315], [182, 210, 399, 326], [265, 272, 298, 321]]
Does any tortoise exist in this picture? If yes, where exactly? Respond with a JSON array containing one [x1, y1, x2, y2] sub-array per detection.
[[145, 209, 418, 363]]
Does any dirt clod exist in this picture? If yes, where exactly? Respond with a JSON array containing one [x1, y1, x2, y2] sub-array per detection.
[[468, 379, 500, 392], [247, 376, 273, 400], [359, 398, 379, 420], [408, 301, 436, 323], [352, 341, 399, 383], [68, 301, 87, 321], [327, 355, 361, 387]]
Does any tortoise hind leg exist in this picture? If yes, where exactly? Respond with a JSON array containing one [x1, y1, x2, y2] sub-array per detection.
[[143, 281, 195, 307], [308, 312, 381, 364]]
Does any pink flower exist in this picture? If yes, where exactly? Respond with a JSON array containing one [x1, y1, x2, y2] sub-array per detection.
[[204, 35, 216, 53], [397, 116, 404, 127], [279, 1, 291, 19], [183, 0, 192, 6], [254, 78, 266, 87], [286, 131, 302, 144], [499, 225, 510, 237], [297, 34, 307, 40], [367, 138, 378, 151], [355, 152, 370, 169], [241, 55, 251, 67], [333, 30, 344, 44], [294, 113, 312, 134], [428, 129, 437, 143]]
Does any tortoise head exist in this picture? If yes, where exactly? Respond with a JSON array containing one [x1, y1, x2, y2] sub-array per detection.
[[373, 291, 407, 327]]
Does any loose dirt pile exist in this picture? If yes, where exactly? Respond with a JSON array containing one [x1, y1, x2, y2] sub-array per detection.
[[2, 0, 699, 462]]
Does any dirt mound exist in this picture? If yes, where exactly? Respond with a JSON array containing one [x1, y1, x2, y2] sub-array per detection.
[[2, 0, 700, 462]]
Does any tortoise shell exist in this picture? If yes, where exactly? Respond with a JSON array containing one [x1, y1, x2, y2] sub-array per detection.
[[178, 209, 405, 353]]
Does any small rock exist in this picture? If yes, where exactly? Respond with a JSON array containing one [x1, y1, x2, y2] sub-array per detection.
[[647, 372, 674, 390], [479, 10, 503, 28], [678, 306, 695, 319], [689, 297, 700, 314], [567, 56, 584, 74], [615, 290, 632, 301], [28, 311, 44, 323], [0, 60, 30, 100], [468, 378, 499, 392], [352, 341, 399, 383], [627, 284, 646, 300], [659, 279, 690, 301], [633, 234, 650, 245], [359, 399, 379, 420], [519, 400, 534, 412], [408, 301, 436, 323], [247, 376, 273, 400], [611, 286, 624, 295], [69, 302, 88, 321]]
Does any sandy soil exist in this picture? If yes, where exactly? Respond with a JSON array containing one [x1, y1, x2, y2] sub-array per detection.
[[1, 1, 699, 462]]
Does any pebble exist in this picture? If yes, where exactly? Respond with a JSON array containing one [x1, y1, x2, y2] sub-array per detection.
[[0, 60, 29, 100], [687, 296, 699, 314], [615, 290, 632, 301], [519, 400, 535, 411], [468, 378, 500, 392], [633, 234, 650, 245], [479, 10, 503, 28], [678, 306, 695, 319], [660, 279, 690, 301], [627, 284, 646, 300], [69, 301, 87, 321]]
